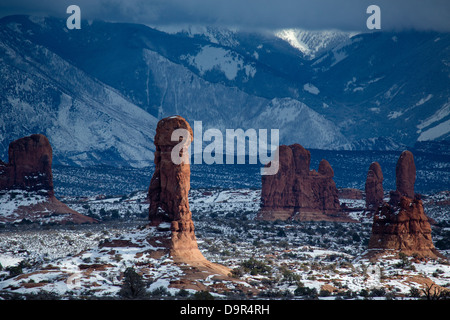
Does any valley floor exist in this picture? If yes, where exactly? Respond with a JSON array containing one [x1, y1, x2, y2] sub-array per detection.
[[0, 188, 449, 300]]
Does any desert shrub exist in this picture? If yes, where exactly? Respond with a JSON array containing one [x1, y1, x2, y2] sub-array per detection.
[[192, 290, 214, 300], [118, 267, 148, 299], [281, 267, 301, 285], [409, 287, 421, 298], [370, 287, 386, 297], [294, 285, 318, 299], [240, 258, 271, 275], [149, 286, 171, 297], [6, 265, 23, 278], [176, 289, 191, 298]]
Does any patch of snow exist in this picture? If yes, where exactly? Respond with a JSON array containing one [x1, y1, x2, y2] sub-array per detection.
[[417, 118, 450, 141], [303, 83, 320, 95], [414, 94, 433, 107], [182, 45, 256, 81], [274, 28, 356, 60], [388, 111, 404, 120], [417, 99, 450, 131]]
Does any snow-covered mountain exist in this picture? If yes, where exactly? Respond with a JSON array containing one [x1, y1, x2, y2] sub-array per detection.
[[274, 28, 355, 60], [0, 15, 449, 167], [0, 17, 158, 167]]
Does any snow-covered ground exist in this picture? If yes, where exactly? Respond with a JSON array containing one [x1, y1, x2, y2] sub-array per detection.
[[0, 188, 449, 300]]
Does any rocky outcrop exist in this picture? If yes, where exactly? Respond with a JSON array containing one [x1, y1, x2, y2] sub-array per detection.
[[367, 151, 442, 259], [368, 196, 442, 258], [365, 162, 384, 210], [0, 134, 53, 196], [147, 116, 230, 275], [0, 134, 96, 224], [339, 188, 363, 200], [257, 144, 356, 222]]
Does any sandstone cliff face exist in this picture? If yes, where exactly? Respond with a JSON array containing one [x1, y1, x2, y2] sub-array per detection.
[[258, 144, 354, 222], [368, 151, 441, 259], [0, 134, 96, 224], [147, 116, 229, 275], [365, 162, 384, 210], [0, 134, 53, 196]]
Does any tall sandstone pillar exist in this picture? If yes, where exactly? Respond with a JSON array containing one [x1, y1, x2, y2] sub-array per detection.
[[365, 162, 384, 210], [147, 116, 230, 274]]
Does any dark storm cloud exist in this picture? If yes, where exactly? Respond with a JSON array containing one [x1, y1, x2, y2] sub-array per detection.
[[1, 0, 449, 32]]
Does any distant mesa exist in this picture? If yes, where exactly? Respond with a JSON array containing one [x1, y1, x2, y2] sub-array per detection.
[[367, 150, 443, 259], [0, 134, 96, 224], [145, 116, 233, 281], [257, 144, 357, 222]]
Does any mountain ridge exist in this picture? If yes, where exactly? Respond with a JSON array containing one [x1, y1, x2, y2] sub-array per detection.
[[1, 15, 449, 168]]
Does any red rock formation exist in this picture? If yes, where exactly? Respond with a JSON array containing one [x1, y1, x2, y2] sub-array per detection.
[[257, 144, 355, 222], [368, 196, 441, 258], [396, 150, 416, 198], [0, 134, 96, 224], [339, 188, 364, 200], [0, 134, 53, 196], [390, 150, 416, 205], [365, 162, 384, 210], [367, 151, 442, 259], [147, 116, 229, 275], [148, 116, 193, 230]]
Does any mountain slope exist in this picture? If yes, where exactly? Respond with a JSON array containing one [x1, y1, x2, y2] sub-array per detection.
[[274, 28, 355, 59], [1, 15, 449, 168], [0, 15, 348, 167], [0, 18, 158, 167], [307, 31, 450, 147]]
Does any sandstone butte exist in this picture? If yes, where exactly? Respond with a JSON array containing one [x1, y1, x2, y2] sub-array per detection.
[[257, 144, 356, 222], [367, 150, 444, 259], [146, 116, 231, 277], [365, 161, 384, 211], [0, 134, 96, 224]]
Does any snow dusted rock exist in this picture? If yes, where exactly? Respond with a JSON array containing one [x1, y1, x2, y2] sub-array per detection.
[[367, 151, 443, 259], [257, 144, 356, 222], [0, 134, 96, 224], [368, 196, 442, 259], [0, 134, 53, 196], [147, 116, 230, 276], [365, 162, 384, 210]]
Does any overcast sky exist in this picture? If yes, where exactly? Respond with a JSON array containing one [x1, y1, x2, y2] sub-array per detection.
[[1, 0, 449, 32]]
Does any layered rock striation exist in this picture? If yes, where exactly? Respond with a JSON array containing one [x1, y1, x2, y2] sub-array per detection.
[[257, 144, 355, 222]]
